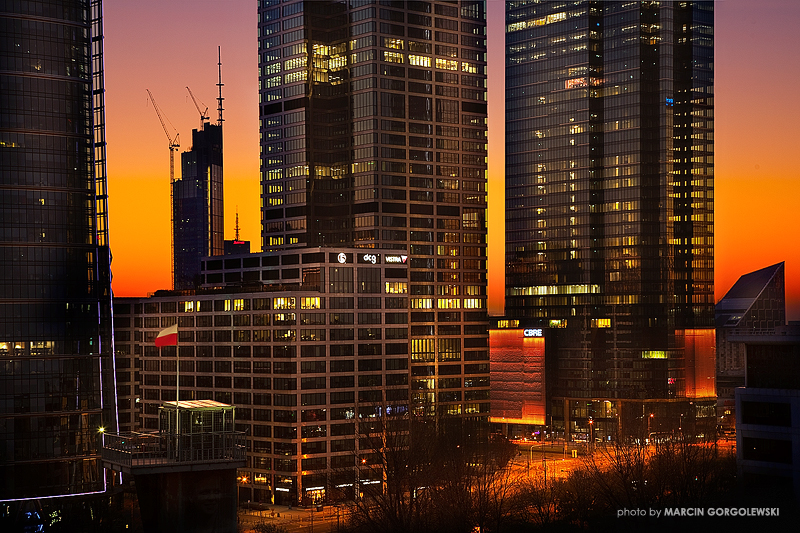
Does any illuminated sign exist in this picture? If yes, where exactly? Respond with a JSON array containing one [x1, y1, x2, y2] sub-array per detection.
[[523, 328, 543, 337], [359, 253, 379, 265], [337, 252, 347, 264], [384, 255, 408, 264]]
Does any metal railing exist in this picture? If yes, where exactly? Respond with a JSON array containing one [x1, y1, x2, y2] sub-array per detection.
[[102, 431, 246, 468]]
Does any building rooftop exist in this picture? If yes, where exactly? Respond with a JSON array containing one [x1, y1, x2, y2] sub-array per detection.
[[161, 400, 233, 411], [716, 262, 784, 328]]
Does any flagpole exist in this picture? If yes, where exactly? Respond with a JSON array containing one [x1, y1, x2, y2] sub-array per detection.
[[176, 323, 180, 460]]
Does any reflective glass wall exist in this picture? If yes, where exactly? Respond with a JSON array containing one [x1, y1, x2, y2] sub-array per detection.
[[505, 1, 714, 402], [0, 0, 116, 499]]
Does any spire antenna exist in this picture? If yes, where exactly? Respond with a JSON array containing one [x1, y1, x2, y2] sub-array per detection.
[[216, 46, 224, 125]]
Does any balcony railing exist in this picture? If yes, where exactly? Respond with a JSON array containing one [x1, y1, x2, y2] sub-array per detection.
[[102, 431, 246, 469]]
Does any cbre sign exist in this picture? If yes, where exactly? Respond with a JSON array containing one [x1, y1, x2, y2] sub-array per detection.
[[523, 328, 543, 337]]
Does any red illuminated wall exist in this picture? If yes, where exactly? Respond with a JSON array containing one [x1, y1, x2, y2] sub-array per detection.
[[681, 329, 716, 399], [489, 329, 546, 425]]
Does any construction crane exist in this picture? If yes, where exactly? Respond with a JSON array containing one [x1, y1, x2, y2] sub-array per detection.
[[186, 86, 209, 127], [146, 89, 180, 183], [146, 89, 180, 289]]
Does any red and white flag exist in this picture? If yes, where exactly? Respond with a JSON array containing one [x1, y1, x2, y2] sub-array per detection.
[[154, 323, 178, 347]]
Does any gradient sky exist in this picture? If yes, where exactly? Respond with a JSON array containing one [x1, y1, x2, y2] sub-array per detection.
[[104, 0, 800, 320]]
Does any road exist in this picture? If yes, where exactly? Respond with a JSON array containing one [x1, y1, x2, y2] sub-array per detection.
[[239, 504, 347, 533]]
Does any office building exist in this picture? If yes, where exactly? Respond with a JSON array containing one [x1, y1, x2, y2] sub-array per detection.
[[256, 2, 489, 419], [173, 119, 224, 289], [503, 1, 715, 438], [115, 247, 494, 505], [0, 0, 117, 502], [716, 262, 786, 433]]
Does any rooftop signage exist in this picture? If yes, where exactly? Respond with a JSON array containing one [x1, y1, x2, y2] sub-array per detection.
[[384, 254, 408, 264]]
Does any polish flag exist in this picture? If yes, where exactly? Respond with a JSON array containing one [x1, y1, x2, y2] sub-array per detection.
[[154, 324, 178, 347]]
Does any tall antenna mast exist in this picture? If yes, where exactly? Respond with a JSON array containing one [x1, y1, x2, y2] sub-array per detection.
[[234, 206, 240, 241], [216, 46, 224, 125]]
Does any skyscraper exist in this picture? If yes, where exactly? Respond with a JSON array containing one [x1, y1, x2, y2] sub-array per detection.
[[504, 1, 715, 438], [0, 0, 117, 501], [173, 119, 224, 289], [257, 0, 490, 422]]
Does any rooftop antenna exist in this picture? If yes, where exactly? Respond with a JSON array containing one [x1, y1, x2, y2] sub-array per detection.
[[216, 46, 224, 125], [234, 206, 240, 242]]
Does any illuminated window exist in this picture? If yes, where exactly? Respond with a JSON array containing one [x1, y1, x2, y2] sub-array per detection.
[[301, 297, 321, 309], [264, 75, 282, 88], [435, 58, 458, 71], [284, 71, 307, 83], [273, 297, 296, 310], [263, 63, 281, 75], [437, 285, 459, 296], [383, 37, 404, 50], [182, 301, 195, 313], [274, 330, 296, 342], [283, 57, 306, 70], [329, 56, 347, 70], [233, 299, 246, 311], [549, 319, 567, 328], [463, 298, 483, 309], [408, 55, 431, 67], [591, 318, 611, 328], [411, 298, 433, 309], [385, 282, 408, 294], [383, 51, 404, 63], [506, 11, 567, 32], [411, 338, 435, 361], [496, 320, 519, 329], [461, 62, 478, 74], [437, 298, 460, 309]]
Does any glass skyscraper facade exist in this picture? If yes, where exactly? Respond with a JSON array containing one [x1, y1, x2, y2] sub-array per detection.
[[0, 0, 116, 500], [257, 0, 490, 423], [173, 122, 224, 289], [504, 1, 715, 437]]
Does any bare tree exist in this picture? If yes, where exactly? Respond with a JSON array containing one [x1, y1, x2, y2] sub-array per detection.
[[511, 471, 559, 528]]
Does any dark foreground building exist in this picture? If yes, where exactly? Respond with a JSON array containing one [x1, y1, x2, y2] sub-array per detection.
[[501, 1, 716, 439], [0, 0, 117, 505], [734, 323, 800, 496]]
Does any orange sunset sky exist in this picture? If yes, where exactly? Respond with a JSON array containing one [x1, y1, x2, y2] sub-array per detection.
[[103, 0, 800, 320]]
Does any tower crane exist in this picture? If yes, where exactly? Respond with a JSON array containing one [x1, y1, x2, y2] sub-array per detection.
[[146, 89, 180, 183], [186, 86, 209, 127], [146, 89, 180, 289]]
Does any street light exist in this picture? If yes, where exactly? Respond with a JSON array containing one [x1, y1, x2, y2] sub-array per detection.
[[647, 413, 654, 444], [237, 475, 249, 510]]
